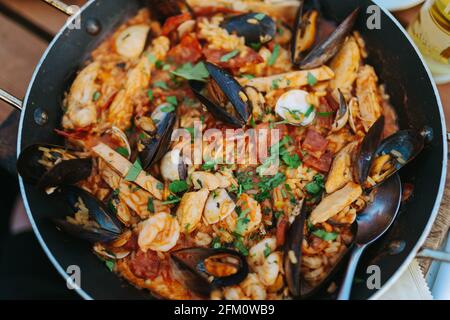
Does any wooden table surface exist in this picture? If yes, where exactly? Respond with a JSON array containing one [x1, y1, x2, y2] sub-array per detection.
[[0, 1, 448, 269]]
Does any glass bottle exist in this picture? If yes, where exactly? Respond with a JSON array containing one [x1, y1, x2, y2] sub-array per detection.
[[408, 0, 450, 84]]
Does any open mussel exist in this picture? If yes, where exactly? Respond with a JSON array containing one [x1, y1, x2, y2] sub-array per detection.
[[54, 186, 123, 243], [364, 130, 425, 189], [17, 144, 92, 192], [284, 202, 357, 298], [331, 89, 349, 132], [292, 4, 359, 69], [146, 0, 193, 23], [171, 247, 249, 297], [221, 12, 276, 46], [354, 116, 385, 186], [189, 62, 250, 128], [138, 104, 177, 170]]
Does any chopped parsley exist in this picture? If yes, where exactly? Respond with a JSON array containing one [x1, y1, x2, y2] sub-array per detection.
[[171, 62, 209, 82], [156, 182, 164, 190], [307, 72, 318, 86], [105, 260, 115, 272], [147, 53, 157, 64], [220, 50, 240, 62], [263, 243, 271, 258], [304, 105, 315, 117], [305, 174, 325, 196], [271, 78, 281, 90], [169, 180, 188, 193], [147, 89, 154, 102], [211, 237, 222, 249], [282, 153, 301, 169], [147, 198, 155, 213], [154, 81, 169, 90], [268, 44, 280, 66], [202, 160, 217, 171], [92, 91, 101, 102], [249, 42, 262, 51], [160, 105, 175, 113], [242, 74, 255, 80], [234, 237, 249, 256], [124, 159, 143, 182], [254, 13, 266, 21], [161, 194, 181, 205], [235, 207, 250, 236], [317, 111, 334, 117], [312, 229, 338, 241], [166, 96, 178, 107], [115, 146, 129, 158]]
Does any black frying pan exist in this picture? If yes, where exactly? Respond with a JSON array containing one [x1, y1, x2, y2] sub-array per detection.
[[0, 0, 447, 300]]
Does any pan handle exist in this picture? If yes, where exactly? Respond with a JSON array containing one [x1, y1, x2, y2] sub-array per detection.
[[41, 0, 75, 16], [417, 248, 450, 263], [0, 89, 23, 111]]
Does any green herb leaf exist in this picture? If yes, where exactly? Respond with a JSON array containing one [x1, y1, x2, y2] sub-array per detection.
[[160, 105, 175, 113], [154, 81, 169, 90], [171, 62, 209, 82], [317, 111, 334, 117], [147, 198, 155, 213], [282, 153, 301, 169], [147, 89, 154, 102], [166, 96, 178, 106], [115, 146, 129, 158], [234, 237, 249, 256], [220, 50, 240, 62], [307, 72, 318, 86], [268, 44, 280, 66], [211, 236, 222, 249], [304, 105, 315, 117], [249, 42, 261, 51], [305, 174, 325, 195], [147, 53, 157, 64], [92, 91, 101, 102], [263, 243, 271, 258], [202, 160, 216, 171], [156, 182, 164, 190], [312, 229, 338, 241], [105, 260, 115, 272], [155, 60, 164, 69], [161, 194, 181, 205], [254, 13, 266, 21], [169, 180, 188, 193], [242, 74, 255, 80], [125, 159, 143, 182]]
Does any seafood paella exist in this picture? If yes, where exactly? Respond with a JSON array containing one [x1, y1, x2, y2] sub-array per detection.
[[17, 0, 426, 299]]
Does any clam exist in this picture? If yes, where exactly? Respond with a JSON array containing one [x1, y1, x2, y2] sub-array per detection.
[[189, 62, 250, 128], [275, 89, 315, 126], [53, 186, 123, 243], [138, 103, 177, 170], [160, 149, 188, 181], [17, 144, 92, 192], [170, 247, 249, 297], [331, 89, 349, 132], [221, 12, 276, 45], [105, 126, 132, 159], [294, 7, 360, 69]]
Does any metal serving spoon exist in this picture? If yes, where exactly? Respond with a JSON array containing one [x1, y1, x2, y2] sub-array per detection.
[[337, 174, 402, 300]]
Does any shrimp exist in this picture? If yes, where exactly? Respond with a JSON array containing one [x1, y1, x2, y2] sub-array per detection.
[[176, 188, 209, 233], [204, 189, 235, 225], [248, 237, 281, 286], [62, 61, 100, 130], [108, 36, 170, 130], [224, 193, 262, 236], [191, 171, 221, 191], [137, 212, 180, 252]]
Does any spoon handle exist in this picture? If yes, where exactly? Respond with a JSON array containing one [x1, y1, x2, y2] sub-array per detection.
[[337, 244, 367, 300]]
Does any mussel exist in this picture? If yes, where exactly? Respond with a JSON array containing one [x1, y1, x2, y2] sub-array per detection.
[[292, 3, 360, 69], [138, 104, 177, 170], [284, 202, 357, 298], [53, 186, 123, 243], [331, 89, 349, 132], [146, 0, 193, 23], [170, 247, 249, 297], [189, 62, 251, 128], [364, 129, 425, 189], [221, 12, 276, 46], [354, 116, 385, 185], [17, 144, 92, 192]]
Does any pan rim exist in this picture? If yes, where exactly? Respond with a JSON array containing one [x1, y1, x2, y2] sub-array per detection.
[[16, 0, 447, 301]]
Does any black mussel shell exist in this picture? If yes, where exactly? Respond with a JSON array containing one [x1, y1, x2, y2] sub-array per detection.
[[189, 62, 250, 128], [291, 0, 319, 66], [284, 202, 307, 297], [221, 12, 276, 45], [354, 116, 385, 185], [17, 144, 92, 190], [146, 0, 194, 23], [368, 130, 425, 188], [171, 247, 249, 297], [54, 186, 122, 243], [284, 201, 357, 298], [298, 8, 359, 69], [139, 110, 176, 170]]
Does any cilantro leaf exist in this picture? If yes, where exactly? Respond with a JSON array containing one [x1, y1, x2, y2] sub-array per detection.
[[125, 159, 143, 182], [282, 153, 301, 169], [220, 50, 240, 62], [268, 44, 280, 66], [166, 96, 178, 106], [307, 72, 318, 86], [154, 81, 169, 90], [169, 180, 188, 193], [312, 229, 338, 241], [115, 146, 129, 158], [147, 198, 155, 213], [171, 62, 209, 82], [305, 174, 325, 195]]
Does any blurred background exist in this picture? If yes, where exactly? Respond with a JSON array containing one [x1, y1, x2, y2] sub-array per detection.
[[0, 0, 448, 299]]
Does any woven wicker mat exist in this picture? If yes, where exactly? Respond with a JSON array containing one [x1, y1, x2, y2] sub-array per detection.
[[418, 165, 450, 273]]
